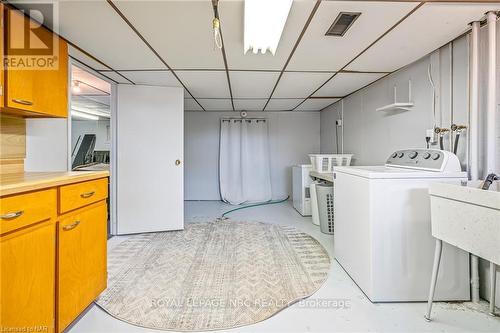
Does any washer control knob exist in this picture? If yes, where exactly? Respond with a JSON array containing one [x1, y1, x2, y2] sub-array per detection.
[[391, 152, 398, 158], [398, 152, 404, 158], [432, 153, 440, 160], [409, 151, 418, 159], [423, 152, 431, 160]]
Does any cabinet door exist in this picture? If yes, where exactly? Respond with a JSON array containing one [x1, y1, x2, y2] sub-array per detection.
[[57, 203, 107, 332], [0, 221, 56, 333], [4, 8, 68, 117]]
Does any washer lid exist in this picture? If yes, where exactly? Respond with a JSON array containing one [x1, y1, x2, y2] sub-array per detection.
[[333, 166, 467, 179]]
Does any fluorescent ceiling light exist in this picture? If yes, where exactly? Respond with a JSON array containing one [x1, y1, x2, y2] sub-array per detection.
[[71, 106, 110, 118], [71, 110, 99, 120], [244, 0, 293, 55]]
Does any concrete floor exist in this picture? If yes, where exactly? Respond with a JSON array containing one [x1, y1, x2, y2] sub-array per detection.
[[68, 201, 500, 333]]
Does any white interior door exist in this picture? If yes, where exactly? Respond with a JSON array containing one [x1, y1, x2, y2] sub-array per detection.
[[116, 85, 184, 234]]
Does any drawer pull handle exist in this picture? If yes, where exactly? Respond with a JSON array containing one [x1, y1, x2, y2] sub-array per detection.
[[0, 210, 24, 220], [12, 99, 33, 106], [80, 191, 95, 198], [63, 220, 80, 231]]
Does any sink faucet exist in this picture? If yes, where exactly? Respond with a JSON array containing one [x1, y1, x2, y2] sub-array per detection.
[[482, 173, 499, 190]]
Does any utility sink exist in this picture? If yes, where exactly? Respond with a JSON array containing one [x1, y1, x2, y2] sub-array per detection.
[[429, 181, 500, 265]]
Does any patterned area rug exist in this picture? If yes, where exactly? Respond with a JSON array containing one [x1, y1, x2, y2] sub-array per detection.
[[96, 220, 330, 331]]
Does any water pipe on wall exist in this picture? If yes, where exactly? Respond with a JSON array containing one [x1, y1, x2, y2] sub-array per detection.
[[428, 63, 436, 128], [341, 99, 344, 154], [469, 21, 479, 183], [485, 11, 498, 313], [451, 124, 467, 155], [434, 127, 450, 150], [486, 11, 497, 176], [449, 42, 454, 153], [469, 19, 480, 304]]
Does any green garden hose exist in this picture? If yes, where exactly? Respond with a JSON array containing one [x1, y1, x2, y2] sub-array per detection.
[[220, 196, 290, 219]]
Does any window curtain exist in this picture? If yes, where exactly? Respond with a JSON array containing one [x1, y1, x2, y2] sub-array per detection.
[[219, 118, 272, 205]]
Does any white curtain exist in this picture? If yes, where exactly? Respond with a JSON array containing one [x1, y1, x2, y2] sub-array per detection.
[[219, 118, 272, 205]]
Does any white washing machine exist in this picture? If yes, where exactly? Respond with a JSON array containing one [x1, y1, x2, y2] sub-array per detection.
[[333, 149, 470, 302]]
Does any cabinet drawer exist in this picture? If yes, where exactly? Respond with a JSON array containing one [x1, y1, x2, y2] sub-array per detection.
[[0, 189, 57, 235], [59, 178, 108, 214], [58, 203, 107, 332]]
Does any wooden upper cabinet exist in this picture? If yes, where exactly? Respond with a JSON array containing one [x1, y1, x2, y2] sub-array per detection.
[[2, 6, 68, 118]]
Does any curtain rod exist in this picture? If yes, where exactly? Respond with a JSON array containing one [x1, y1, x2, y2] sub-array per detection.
[[221, 118, 267, 121]]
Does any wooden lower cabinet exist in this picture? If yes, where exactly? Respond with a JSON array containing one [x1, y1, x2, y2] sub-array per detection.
[[57, 202, 107, 332], [0, 221, 56, 333], [0, 176, 108, 333]]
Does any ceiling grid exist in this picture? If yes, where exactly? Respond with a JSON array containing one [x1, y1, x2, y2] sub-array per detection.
[[291, 1, 425, 111], [12, 0, 500, 112], [262, 0, 322, 111], [105, 0, 206, 110]]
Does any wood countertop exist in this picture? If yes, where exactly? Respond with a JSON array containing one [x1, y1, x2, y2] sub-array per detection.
[[0, 171, 109, 197]]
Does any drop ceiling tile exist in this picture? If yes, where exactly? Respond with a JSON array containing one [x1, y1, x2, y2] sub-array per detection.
[[230, 71, 280, 98], [68, 45, 109, 71], [347, 3, 500, 72], [265, 99, 302, 111], [296, 98, 340, 111], [234, 99, 267, 111], [274, 72, 334, 98], [118, 71, 181, 87], [98, 71, 133, 84], [176, 71, 230, 98], [185, 99, 203, 111], [198, 99, 234, 111], [57, 1, 165, 70], [313, 73, 386, 97], [287, 1, 417, 71], [113, 0, 224, 70], [218, 0, 315, 70]]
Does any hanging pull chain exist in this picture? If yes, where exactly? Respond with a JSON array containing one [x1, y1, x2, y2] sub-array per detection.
[[213, 18, 223, 50]]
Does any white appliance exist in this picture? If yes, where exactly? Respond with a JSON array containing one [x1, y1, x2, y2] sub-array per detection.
[[333, 149, 470, 302], [292, 165, 312, 216]]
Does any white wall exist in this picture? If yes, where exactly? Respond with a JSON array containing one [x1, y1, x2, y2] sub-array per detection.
[[320, 106, 339, 154], [25, 118, 68, 172], [71, 119, 111, 152], [321, 36, 470, 168], [184, 111, 320, 201]]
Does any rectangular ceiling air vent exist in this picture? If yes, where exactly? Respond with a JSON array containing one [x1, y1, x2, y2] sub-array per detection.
[[325, 12, 361, 37]]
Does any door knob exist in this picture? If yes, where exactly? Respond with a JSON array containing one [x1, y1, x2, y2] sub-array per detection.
[[175, 159, 181, 166]]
